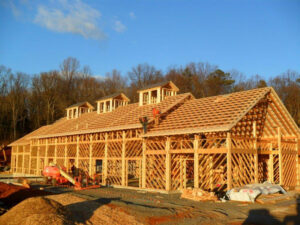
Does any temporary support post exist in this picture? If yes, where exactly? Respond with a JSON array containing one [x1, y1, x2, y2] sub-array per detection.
[[89, 134, 93, 176], [76, 136, 79, 168], [278, 127, 283, 185], [268, 143, 274, 183], [54, 138, 57, 164], [103, 133, 108, 185], [122, 131, 126, 186], [165, 137, 171, 191], [226, 133, 232, 190], [142, 139, 146, 188], [253, 121, 258, 183], [194, 135, 199, 188]]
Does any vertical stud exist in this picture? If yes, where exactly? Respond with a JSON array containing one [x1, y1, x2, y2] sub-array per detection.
[[227, 133, 232, 190], [194, 135, 199, 189]]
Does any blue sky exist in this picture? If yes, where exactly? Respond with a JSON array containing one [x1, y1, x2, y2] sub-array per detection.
[[0, 0, 300, 79]]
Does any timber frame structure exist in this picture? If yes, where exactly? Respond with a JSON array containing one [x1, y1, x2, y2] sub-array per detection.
[[9, 83, 300, 192]]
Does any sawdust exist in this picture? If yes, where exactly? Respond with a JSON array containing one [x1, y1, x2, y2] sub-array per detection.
[[0, 197, 73, 225]]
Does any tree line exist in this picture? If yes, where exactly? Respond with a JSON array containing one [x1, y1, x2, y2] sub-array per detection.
[[0, 57, 299, 143]]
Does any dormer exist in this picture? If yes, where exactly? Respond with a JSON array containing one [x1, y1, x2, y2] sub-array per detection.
[[138, 81, 179, 106], [66, 102, 94, 120], [96, 93, 130, 114]]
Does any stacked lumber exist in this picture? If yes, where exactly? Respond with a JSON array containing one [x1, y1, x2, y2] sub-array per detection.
[[181, 188, 218, 202]]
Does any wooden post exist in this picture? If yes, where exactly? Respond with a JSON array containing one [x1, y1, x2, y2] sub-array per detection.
[[253, 121, 258, 183], [180, 157, 183, 189], [209, 156, 213, 190], [139, 159, 142, 188], [157, 87, 161, 103], [21, 146, 25, 174], [37, 140, 40, 175], [268, 143, 274, 183], [142, 139, 146, 188], [64, 141, 67, 169], [183, 159, 187, 189], [122, 131, 126, 186], [194, 135, 199, 188], [45, 139, 49, 166], [29, 141, 32, 175], [89, 134, 93, 176], [103, 133, 108, 185], [296, 138, 299, 186], [165, 137, 171, 191], [76, 136, 79, 168], [148, 90, 151, 104], [278, 127, 283, 185], [227, 133, 232, 190], [54, 138, 57, 164]]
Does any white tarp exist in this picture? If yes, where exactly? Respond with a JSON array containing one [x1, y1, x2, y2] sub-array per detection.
[[226, 181, 286, 202]]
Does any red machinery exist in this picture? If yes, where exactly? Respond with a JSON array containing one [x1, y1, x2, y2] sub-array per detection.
[[42, 163, 100, 190]]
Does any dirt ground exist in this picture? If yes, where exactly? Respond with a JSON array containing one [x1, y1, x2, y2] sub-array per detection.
[[1, 182, 300, 225]]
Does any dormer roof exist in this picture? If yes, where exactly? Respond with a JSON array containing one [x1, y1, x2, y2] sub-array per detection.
[[95, 93, 130, 102], [66, 101, 94, 110], [137, 81, 179, 92]]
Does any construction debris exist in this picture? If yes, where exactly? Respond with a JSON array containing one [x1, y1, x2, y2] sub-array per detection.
[[181, 188, 218, 202], [227, 182, 286, 203]]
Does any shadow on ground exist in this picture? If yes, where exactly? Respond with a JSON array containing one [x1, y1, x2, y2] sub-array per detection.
[[243, 196, 300, 225]]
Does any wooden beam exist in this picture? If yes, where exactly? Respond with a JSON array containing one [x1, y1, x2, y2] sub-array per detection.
[[227, 133, 232, 190], [278, 127, 283, 185], [142, 139, 146, 188], [194, 135, 199, 188], [165, 137, 171, 191]]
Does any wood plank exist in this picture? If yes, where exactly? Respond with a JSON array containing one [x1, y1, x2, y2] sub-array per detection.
[[194, 135, 199, 189]]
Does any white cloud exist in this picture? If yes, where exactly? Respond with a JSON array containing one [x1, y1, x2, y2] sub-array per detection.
[[113, 20, 126, 33], [129, 12, 136, 19], [34, 0, 106, 40]]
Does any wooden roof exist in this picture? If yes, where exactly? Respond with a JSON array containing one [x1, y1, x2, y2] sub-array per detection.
[[9, 93, 192, 145], [9, 86, 299, 146], [144, 87, 299, 137]]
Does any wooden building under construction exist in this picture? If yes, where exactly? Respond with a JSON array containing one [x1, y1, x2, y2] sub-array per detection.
[[9, 81, 300, 192]]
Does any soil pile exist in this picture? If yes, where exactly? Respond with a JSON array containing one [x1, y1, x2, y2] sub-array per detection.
[[0, 197, 73, 225], [47, 193, 143, 225], [0, 182, 50, 207]]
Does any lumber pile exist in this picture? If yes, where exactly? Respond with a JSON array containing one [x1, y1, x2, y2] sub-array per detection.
[[181, 188, 218, 202]]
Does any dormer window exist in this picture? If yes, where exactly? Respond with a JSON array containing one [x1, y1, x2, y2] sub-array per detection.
[[66, 102, 94, 120], [96, 93, 130, 114], [138, 81, 179, 106]]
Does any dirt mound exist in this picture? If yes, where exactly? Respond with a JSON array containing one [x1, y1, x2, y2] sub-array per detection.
[[0, 196, 73, 225], [0, 182, 50, 207]]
